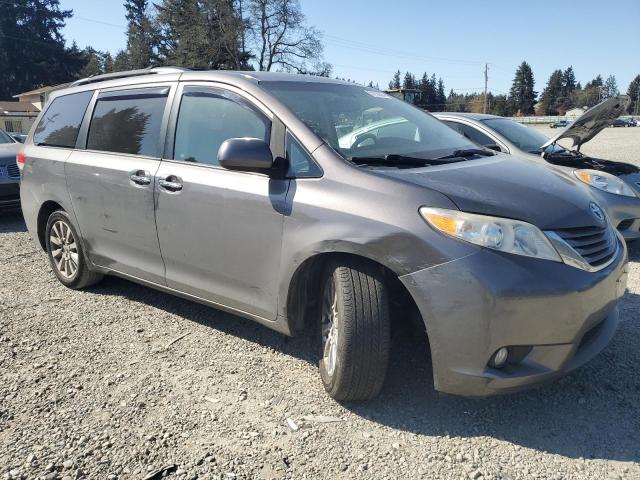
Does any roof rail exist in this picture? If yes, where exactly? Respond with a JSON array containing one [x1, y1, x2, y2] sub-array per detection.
[[70, 66, 190, 87]]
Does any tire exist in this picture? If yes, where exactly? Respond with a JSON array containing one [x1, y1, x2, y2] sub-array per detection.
[[318, 258, 390, 401], [45, 210, 103, 289]]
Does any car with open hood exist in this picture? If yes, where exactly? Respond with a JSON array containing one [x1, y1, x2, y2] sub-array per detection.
[[0, 128, 21, 209], [436, 96, 640, 241], [19, 69, 628, 400]]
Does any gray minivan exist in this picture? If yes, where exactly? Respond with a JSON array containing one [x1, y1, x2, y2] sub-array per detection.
[[19, 68, 628, 400]]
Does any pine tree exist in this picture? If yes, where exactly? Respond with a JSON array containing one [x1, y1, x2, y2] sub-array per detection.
[[418, 72, 436, 109], [124, 0, 156, 69], [508, 61, 537, 115], [402, 72, 415, 89], [0, 0, 85, 99], [603, 75, 619, 98], [156, 0, 209, 68], [539, 69, 564, 115], [627, 75, 640, 115], [436, 78, 446, 112], [389, 70, 401, 89]]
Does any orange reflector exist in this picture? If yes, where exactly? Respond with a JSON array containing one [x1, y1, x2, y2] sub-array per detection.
[[424, 213, 458, 234], [575, 171, 592, 185]]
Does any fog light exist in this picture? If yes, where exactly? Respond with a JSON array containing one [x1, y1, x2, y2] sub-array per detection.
[[490, 347, 509, 368]]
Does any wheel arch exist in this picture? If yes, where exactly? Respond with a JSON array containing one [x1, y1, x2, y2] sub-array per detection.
[[284, 250, 427, 343], [36, 200, 65, 251]]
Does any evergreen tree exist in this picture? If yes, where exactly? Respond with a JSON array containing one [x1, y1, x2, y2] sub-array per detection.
[[627, 75, 640, 115], [402, 72, 415, 89], [124, 0, 156, 69], [418, 72, 436, 109], [603, 75, 619, 98], [155, 0, 209, 68], [436, 78, 446, 112], [539, 69, 564, 115], [389, 70, 401, 89], [0, 0, 85, 99], [508, 61, 537, 115]]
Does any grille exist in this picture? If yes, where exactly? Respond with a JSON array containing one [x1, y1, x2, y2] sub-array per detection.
[[553, 226, 617, 268], [6, 161, 20, 179]]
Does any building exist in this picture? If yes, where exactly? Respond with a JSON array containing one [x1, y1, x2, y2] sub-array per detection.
[[12, 84, 69, 111], [0, 101, 40, 134]]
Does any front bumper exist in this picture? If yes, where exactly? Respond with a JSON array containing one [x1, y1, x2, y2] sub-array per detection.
[[400, 241, 628, 397], [0, 181, 20, 208]]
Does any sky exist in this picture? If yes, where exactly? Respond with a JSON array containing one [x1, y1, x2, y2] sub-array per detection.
[[60, 0, 640, 95]]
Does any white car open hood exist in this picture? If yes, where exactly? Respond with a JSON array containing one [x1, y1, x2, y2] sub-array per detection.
[[541, 95, 630, 151]]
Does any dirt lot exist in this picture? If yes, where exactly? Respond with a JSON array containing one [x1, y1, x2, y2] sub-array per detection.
[[1, 128, 640, 480]]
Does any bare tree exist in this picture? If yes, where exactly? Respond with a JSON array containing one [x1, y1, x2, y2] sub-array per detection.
[[248, 0, 328, 74]]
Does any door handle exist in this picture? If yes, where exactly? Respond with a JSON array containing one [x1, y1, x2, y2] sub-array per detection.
[[158, 175, 183, 192], [130, 170, 151, 186]]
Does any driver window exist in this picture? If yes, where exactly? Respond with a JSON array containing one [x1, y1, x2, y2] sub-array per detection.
[[173, 87, 270, 166]]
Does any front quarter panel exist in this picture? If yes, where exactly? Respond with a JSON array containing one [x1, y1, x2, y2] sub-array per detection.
[[278, 145, 480, 319]]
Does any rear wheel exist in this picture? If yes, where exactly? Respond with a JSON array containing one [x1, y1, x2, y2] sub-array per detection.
[[318, 258, 390, 400], [45, 210, 103, 289]]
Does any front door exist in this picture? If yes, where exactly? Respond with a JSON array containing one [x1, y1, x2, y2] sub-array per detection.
[[66, 85, 173, 284], [154, 84, 289, 320]]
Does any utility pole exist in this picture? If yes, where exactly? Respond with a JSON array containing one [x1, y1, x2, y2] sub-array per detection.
[[483, 63, 489, 114]]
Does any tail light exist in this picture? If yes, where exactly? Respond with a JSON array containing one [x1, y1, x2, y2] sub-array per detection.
[[16, 151, 26, 171]]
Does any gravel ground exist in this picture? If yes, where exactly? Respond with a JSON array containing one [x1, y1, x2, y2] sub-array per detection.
[[1, 129, 640, 480]]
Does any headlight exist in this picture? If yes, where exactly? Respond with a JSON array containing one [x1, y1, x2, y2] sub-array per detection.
[[420, 207, 562, 262], [574, 169, 637, 197]]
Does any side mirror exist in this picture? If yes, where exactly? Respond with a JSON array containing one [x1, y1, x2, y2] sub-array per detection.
[[484, 144, 503, 152], [218, 138, 274, 171]]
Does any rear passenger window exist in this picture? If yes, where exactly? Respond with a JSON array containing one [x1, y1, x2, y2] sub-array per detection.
[[33, 91, 93, 148], [87, 87, 168, 157], [173, 87, 269, 166]]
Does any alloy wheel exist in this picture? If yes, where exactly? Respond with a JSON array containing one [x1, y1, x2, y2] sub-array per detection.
[[49, 220, 79, 279], [321, 277, 339, 377]]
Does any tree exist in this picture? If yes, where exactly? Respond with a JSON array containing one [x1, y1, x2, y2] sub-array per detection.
[[539, 69, 564, 115], [402, 72, 415, 89], [436, 78, 446, 111], [603, 75, 619, 98], [508, 61, 537, 115], [574, 75, 604, 108], [79, 47, 113, 77], [389, 70, 401, 89], [124, 0, 156, 69], [247, 0, 327, 73], [417, 72, 436, 109], [627, 75, 640, 115], [0, 0, 86, 99], [155, 0, 209, 68]]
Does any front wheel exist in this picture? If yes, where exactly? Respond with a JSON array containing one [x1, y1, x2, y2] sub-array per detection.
[[319, 258, 390, 401], [45, 210, 103, 289]]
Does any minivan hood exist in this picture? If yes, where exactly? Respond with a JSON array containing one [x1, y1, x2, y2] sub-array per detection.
[[541, 95, 630, 151], [376, 155, 605, 229]]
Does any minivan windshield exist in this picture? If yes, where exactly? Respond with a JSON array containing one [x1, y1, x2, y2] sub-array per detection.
[[262, 81, 479, 164], [481, 118, 565, 154]]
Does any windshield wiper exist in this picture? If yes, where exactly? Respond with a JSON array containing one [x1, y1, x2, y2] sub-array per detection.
[[434, 148, 495, 160], [349, 154, 450, 167]]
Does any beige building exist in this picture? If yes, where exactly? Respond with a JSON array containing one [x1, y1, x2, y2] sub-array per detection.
[[12, 84, 69, 111], [0, 101, 40, 134]]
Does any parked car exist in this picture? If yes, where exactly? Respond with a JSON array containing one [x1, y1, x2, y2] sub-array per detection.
[[0, 127, 21, 209], [550, 119, 571, 128], [20, 68, 628, 400], [611, 118, 633, 127], [435, 96, 640, 241], [9, 132, 27, 143]]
